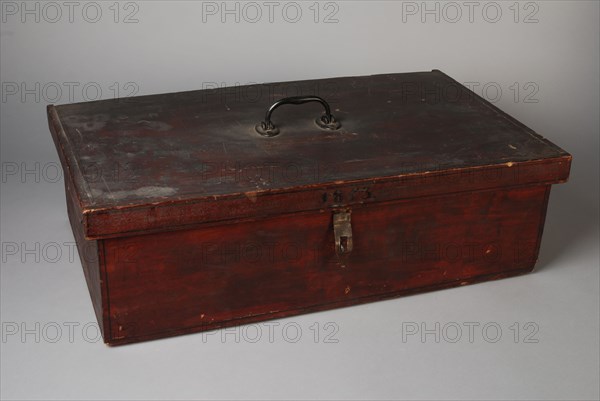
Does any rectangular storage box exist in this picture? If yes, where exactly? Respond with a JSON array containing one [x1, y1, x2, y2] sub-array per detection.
[[48, 70, 571, 345]]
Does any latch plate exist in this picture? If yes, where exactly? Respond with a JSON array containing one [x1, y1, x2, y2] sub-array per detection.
[[333, 211, 353, 255]]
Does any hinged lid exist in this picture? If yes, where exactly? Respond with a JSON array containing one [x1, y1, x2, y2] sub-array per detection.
[[48, 70, 571, 239]]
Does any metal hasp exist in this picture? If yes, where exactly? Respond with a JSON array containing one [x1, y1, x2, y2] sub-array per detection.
[[256, 95, 341, 137], [333, 211, 353, 255]]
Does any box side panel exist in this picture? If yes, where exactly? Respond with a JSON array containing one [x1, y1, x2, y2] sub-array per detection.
[[103, 185, 550, 344], [64, 170, 108, 340], [532, 185, 552, 270]]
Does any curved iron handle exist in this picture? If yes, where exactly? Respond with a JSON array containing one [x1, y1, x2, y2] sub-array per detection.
[[255, 95, 341, 137]]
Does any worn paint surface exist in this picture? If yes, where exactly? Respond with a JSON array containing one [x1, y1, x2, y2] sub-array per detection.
[[49, 70, 570, 239], [48, 70, 571, 344], [104, 185, 550, 343]]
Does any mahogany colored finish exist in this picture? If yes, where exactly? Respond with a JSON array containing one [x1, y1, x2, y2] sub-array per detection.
[[48, 70, 571, 345]]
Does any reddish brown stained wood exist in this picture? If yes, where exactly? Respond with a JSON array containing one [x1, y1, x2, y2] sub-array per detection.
[[103, 185, 549, 344], [63, 171, 109, 340], [47, 70, 571, 345]]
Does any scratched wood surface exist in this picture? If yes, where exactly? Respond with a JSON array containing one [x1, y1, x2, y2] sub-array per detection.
[[104, 185, 549, 344], [48, 70, 570, 238], [48, 70, 571, 344]]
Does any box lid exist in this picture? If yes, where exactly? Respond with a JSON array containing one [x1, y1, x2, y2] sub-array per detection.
[[48, 70, 571, 239]]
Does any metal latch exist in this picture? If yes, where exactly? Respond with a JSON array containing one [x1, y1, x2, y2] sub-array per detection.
[[333, 211, 353, 255]]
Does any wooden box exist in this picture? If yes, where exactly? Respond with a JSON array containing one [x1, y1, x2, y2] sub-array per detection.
[[48, 70, 571, 345]]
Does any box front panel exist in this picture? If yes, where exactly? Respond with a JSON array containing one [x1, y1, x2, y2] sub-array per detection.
[[103, 185, 549, 343]]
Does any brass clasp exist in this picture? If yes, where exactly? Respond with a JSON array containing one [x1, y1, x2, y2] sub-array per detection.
[[333, 211, 353, 255]]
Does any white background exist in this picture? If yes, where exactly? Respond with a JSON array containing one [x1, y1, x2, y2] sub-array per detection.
[[1, 1, 599, 400]]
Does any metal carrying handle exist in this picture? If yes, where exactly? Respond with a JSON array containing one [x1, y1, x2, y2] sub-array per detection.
[[255, 95, 341, 137]]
